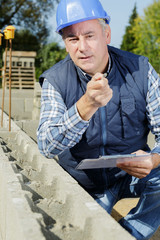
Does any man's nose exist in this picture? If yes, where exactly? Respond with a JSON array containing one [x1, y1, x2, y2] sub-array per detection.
[[78, 38, 87, 51]]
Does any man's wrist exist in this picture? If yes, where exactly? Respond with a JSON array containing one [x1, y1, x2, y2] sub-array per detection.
[[76, 94, 98, 121]]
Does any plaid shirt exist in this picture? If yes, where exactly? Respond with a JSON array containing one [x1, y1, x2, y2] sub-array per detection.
[[37, 62, 160, 158]]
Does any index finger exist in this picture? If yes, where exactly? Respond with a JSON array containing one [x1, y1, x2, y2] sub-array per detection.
[[92, 73, 108, 81]]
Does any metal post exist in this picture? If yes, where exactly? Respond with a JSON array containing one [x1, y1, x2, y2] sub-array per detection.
[[9, 39, 12, 131], [3, 25, 16, 131], [1, 40, 8, 127]]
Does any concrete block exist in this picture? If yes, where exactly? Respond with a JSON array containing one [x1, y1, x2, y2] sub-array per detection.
[[33, 97, 41, 108], [83, 216, 134, 240], [0, 147, 45, 240], [32, 107, 41, 120], [16, 119, 39, 142], [0, 89, 34, 99], [25, 98, 34, 112], [0, 97, 24, 120], [0, 89, 34, 120]]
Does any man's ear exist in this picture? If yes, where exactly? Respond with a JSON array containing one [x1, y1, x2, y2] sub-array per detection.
[[105, 25, 111, 45]]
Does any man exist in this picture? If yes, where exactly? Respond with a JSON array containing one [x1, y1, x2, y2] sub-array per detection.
[[37, 0, 160, 239]]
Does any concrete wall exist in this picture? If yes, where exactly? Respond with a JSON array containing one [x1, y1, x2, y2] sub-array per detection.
[[0, 83, 41, 121], [0, 89, 34, 120]]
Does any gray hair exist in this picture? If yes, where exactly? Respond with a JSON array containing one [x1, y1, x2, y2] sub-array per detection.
[[98, 19, 109, 33]]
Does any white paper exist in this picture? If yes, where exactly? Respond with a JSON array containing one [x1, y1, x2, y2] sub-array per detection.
[[76, 154, 152, 170]]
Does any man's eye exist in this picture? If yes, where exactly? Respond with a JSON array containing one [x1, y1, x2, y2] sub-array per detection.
[[69, 38, 78, 42], [88, 35, 93, 38]]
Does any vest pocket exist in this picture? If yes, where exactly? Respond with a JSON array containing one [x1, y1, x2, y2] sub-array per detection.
[[121, 96, 140, 139]]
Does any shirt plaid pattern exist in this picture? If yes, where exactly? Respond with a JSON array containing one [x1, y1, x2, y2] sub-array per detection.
[[37, 80, 89, 158], [37, 63, 160, 158], [146, 63, 160, 154]]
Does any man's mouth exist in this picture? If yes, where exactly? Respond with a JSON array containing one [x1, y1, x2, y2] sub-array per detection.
[[79, 56, 92, 60]]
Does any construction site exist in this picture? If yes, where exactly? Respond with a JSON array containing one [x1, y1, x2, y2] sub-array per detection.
[[0, 25, 160, 240]]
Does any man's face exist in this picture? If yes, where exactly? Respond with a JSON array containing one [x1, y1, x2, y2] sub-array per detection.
[[63, 19, 111, 76]]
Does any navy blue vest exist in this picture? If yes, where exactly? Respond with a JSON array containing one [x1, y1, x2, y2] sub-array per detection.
[[40, 46, 150, 192]]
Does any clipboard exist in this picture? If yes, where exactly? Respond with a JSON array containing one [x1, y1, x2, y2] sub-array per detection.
[[76, 153, 152, 170]]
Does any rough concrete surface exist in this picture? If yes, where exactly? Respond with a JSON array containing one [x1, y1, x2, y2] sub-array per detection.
[[0, 110, 135, 240], [0, 89, 34, 120]]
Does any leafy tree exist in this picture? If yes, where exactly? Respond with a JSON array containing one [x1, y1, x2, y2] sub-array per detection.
[[13, 29, 40, 51], [36, 42, 67, 80], [0, 0, 59, 44], [131, 0, 160, 73], [121, 4, 138, 52]]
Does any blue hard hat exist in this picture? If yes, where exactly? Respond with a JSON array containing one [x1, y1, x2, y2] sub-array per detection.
[[56, 0, 110, 34]]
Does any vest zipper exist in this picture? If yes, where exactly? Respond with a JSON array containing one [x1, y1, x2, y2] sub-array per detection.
[[99, 106, 108, 187], [99, 106, 107, 156]]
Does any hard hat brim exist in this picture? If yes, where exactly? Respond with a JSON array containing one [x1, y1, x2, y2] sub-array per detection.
[[56, 16, 110, 34]]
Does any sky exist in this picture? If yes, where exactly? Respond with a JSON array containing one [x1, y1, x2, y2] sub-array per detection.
[[101, 0, 154, 47], [49, 0, 154, 48]]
